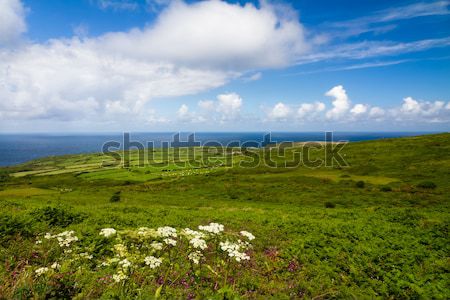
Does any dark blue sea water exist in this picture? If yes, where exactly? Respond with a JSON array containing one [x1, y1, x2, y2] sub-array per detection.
[[0, 132, 437, 166]]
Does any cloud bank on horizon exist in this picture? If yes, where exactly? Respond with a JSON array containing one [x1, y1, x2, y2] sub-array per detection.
[[0, 0, 449, 131]]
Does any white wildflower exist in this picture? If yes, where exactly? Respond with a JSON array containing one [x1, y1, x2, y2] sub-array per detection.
[[144, 256, 162, 269], [163, 238, 177, 246], [79, 252, 93, 260], [112, 271, 128, 282], [189, 237, 208, 250], [44, 233, 53, 239], [240, 231, 255, 241], [35, 267, 49, 277], [114, 244, 128, 257], [51, 262, 61, 269], [183, 228, 206, 238], [157, 226, 177, 238], [118, 259, 131, 269], [188, 251, 203, 265], [150, 241, 163, 250], [35, 240, 42, 245], [198, 223, 224, 234], [219, 240, 250, 262], [99, 228, 116, 237]]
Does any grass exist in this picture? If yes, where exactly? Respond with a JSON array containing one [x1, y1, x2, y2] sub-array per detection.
[[0, 133, 449, 299]]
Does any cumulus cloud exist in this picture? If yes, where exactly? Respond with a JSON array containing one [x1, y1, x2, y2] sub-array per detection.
[[297, 102, 325, 119], [0, 0, 308, 125], [368, 107, 385, 120], [396, 96, 449, 121], [100, 0, 308, 70], [268, 102, 291, 120], [350, 103, 368, 116], [325, 85, 351, 120], [0, 0, 26, 46]]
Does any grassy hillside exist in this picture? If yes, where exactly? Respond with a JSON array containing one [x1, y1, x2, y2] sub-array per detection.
[[0, 133, 449, 299]]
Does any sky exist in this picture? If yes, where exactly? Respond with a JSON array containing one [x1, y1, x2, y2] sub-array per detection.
[[0, 0, 449, 132]]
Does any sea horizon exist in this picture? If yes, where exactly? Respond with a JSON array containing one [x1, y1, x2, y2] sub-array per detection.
[[0, 131, 443, 167]]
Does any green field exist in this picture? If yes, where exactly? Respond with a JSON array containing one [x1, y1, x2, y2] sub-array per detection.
[[0, 133, 449, 299]]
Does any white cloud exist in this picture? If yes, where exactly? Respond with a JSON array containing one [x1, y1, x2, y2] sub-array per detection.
[[217, 93, 242, 118], [297, 102, 325, 119], [269, 102, 291, 120], [198, 100, 215, 111], [0, 0, 308, 125], [0, 0, 26, 46], [242, 72, 262, 82], [325, 85, 351, 120], [350, 103, 368, 116], [100, 0, 308, 70], [397, 97, 448, 121], [368, 107, 385, 120]]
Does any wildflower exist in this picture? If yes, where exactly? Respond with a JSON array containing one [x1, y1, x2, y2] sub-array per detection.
[[219, 240, 250, 262], [189, 237, 208, 250], [79, 252, 93, 260], [198, 223, 224, 234], [150, 241, 163, 250], [44, 233, 53, 239], [163, 238, 177, 246], [35, 267, 49, 277], [137, 227, 157, 237], [114, 244, 128, 257], [99, 228, 116, 237], [240, 231, 255, 241], [118, 259, 131, 269], [157, 226, 177, 238], [188, 251, 203, 264], [35, 240, 42, 245], [55, 231, 78, 247], [51, 262, 61, 269], [112, 271, 128, 283], [144, 256, 162, 269], [182, 228, 205, 238]]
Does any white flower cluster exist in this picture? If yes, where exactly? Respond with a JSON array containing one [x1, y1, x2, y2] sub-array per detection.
[[35, 267, 49, 276], [240, 231, 255, 241], [163, 238, 177, 246], [99, 228, 116, 237], [112, 271, 128, 283], [220, 240, 250, 262], [188, 251, 203, 265], [157, 226, 177, 238], [150, 241, 163, 250], [114, 244, 128, 257], [44, 231, 79, 247], [198, 223, 224, 234], [137, 227, 158, 238], [189, 236, 208, 250], [144, 256, 163, 269], [182, 228, 206, 238], [51, 262, 61, 269]]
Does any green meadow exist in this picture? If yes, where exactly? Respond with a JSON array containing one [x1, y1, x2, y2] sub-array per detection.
[[0, 133, 449, 299]]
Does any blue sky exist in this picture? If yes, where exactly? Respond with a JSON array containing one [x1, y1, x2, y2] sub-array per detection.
[[0, 0, 449, 132]]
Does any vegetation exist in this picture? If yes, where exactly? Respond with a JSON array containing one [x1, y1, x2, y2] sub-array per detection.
[[0, 133, 449, 299]]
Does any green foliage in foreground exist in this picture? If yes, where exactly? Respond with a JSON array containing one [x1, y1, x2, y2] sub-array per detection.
[[0, 133, 449, 299]]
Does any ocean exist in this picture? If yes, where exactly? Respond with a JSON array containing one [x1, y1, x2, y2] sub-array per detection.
[[0, 132, 435, 166]]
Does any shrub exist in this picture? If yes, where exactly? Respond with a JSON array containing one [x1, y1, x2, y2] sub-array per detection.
[[110, 191, 121, 202], [31, 206, 86, 227], [380, 186, 392, 192], [355, 181, 365, 188], [0, 215, 32, 243], [416, 181, 437, 189], [324, 202, 336, 208]]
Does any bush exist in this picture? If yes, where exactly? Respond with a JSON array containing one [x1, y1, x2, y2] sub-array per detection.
[[0, 215, 32, 243], [380, 186, 392, 192], [110, 191, 121, 202], [416, 181, 437, 189], [324, 202, 336, 208], [31, 206, 86, 227], [355, 181, 365, 188]]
